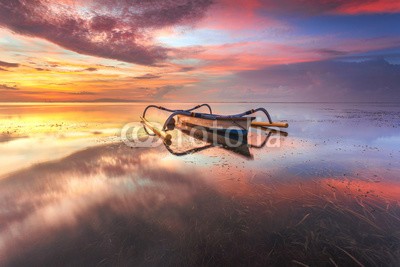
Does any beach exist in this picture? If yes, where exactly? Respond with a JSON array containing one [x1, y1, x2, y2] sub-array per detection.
[[0, 102, 399, 266]]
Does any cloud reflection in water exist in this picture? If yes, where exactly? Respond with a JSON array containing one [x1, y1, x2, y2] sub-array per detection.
[[0, 143, 215, 265], [0, 142, 399, 266]]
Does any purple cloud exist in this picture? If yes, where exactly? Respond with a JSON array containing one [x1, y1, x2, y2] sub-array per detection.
[[0, 0, 214, 66], [236, 58, 400, 102], [134, 73, 161, 80], [258, 0, 400, 15], [316, 49, 348, 57]]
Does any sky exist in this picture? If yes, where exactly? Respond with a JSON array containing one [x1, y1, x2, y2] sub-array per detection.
[[0, 0, 400, 102]]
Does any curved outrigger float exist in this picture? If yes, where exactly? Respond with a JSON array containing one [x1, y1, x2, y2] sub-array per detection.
[[140, 104, 288, 145]]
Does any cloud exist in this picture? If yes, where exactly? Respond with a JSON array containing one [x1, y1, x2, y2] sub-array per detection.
[[316, 49, 348, 57], [0, 67, 8, 71], [84, 67, 98, 72], [201, 0, 274, 30], [0, 84, 18, 91], [235, 58, 400, 101], [154, 85, 181, 99], [0, 0, 214, 66], [0, 60, 19, 68], [257, 0, 400, 15], [134, 73, 161, 80], [62, 91, 97, 95], [179, 66, 196, 72], [68, 67, 98, 72], [139, 85, 181, 100], [334, 0, 400, 14], [199, 0, 400, 32]]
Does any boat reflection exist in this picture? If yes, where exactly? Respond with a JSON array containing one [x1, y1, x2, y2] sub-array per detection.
[[164, 125, 289, 159]]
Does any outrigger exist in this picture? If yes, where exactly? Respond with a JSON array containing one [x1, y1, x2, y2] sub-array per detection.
[[140, 104, 288, 144]]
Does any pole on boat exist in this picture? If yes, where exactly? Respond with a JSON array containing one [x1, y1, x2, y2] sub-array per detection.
[[251, 121, 289, 128], [258, 127, 289, 137], [140, 116, 172, 142]]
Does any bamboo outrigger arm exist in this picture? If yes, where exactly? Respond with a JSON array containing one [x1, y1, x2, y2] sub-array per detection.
[[140, 116, 172, 144], [251, 121, 289, 128]]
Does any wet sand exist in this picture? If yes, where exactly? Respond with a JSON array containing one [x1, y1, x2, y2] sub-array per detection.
[[0, 103, 399, 266]]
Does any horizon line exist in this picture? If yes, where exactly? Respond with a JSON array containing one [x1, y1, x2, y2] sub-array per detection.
[[1, 101, 399, 104]]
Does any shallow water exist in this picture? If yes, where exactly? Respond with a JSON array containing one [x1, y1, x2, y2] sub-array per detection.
[[0, 102, 399, 266]]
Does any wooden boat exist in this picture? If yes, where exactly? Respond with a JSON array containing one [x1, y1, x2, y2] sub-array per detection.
[[176, 114, 253, 137], [141, 104, 288, 144]]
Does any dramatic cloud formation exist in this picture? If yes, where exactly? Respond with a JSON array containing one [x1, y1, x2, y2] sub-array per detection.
[[0, 0, 214, 65], [0, 0, 399, 102]]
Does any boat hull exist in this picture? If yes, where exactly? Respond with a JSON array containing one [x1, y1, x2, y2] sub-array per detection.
[[177, 114, 254, 133]]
